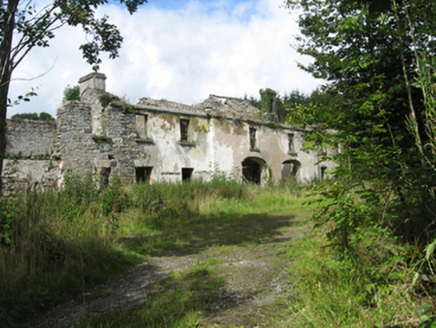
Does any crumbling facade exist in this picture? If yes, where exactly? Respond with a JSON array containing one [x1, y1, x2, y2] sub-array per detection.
[[3, 73, 335, 190]]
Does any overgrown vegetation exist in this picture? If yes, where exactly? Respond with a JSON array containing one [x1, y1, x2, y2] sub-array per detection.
[[0, 176, 305, 326], [63, 85, 80, 101], [1, 172, 435, 326], [282, 0, 436, 326]]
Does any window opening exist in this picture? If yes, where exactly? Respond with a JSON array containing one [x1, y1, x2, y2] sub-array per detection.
[[281, 160, 301, 180], [136, 166, 152, 183], [180, 119, 190, 142], [320, 166, 327, 181], [249, 127, 257, 149], [182, 168, 194, 182], [136, 114, 148, 139], [288, 134, 294, 152], [99, 167, 111, 188]]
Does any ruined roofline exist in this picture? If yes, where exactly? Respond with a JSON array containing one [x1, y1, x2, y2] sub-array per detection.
[[126, 102, 208, 118], [112, 100, 306, 132], [209, 94, 249, 101]]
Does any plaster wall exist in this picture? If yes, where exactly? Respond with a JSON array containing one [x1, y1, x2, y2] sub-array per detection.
[[2, 159, 59, 192], [131, 110, 213, 183]]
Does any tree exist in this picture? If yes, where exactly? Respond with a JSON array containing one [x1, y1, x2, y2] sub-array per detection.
[[0, 0, 148, 194], [286, 0, 436, 257]]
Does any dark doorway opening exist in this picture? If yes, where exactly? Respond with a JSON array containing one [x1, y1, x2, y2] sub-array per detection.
[[281, 160, 301, 180], [242, 157, 266, 184], [100, 167, 111, 188], [320, 166, 327, 181], [136, 166, 153, 183], [182, 168, 194, 182]]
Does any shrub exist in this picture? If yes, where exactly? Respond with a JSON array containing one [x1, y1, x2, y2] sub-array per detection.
[[63, 85, 80, 101]]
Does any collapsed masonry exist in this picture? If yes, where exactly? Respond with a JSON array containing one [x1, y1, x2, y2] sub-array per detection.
[[3, 72, 336, 191]]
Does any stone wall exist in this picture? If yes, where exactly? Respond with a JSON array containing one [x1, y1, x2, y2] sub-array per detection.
[[56, 100, 97, 180], [5, 119, 56, 158]]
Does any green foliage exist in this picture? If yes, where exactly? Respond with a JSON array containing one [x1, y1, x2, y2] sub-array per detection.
[[11, 112, 54, 121], [284, 227, 423, 327], [246, 88, 341, 124], [63, 85, 80, 101], [259, 88, 277, 116], [283, 89, 343, 126], [4, 176, 428, 327], [287, 0, 436, 248], [286, 0, 436, 322]]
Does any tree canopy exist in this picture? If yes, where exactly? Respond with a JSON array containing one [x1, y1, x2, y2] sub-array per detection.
[[286, 0, 436, 272]]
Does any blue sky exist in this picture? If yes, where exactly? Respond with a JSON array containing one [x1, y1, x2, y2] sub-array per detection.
[[116, 0, 259, 16], [8, 0, 321, 118]]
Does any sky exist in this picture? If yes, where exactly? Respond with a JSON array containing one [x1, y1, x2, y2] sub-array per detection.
[[7, 0, 322, 118]]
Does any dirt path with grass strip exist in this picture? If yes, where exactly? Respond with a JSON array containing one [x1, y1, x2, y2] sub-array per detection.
[[34, 212, 307, 327]]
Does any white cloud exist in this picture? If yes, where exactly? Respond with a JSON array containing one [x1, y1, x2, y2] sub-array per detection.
[[8, 0, 321, 118]]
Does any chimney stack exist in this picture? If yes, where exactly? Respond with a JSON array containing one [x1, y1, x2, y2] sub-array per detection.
[[78, 72, 107, 96]]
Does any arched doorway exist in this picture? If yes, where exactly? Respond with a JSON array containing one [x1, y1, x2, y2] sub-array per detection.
[[282, 160, 301, 181], [242, 157, 267, 184]]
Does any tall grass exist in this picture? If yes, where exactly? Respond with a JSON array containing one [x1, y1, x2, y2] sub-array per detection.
[[282, 224, 431, 327], [0, 175, 303, 326]]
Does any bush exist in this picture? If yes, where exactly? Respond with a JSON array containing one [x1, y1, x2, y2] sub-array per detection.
[[11, 112, 54, 121], [63, 85, 80, 101]]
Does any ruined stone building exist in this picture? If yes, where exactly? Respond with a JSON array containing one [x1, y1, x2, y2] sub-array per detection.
[[3, 72, 335, 190]]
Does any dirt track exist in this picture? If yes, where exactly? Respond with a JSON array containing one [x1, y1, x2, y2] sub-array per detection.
[[34, 212, 306, 327]]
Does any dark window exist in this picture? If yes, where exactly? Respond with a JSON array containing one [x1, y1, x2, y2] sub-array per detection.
[[320, 166, 327, 181], [136, 166, 152, 183], [182, 168, 194, 182], [180, 119, 190, 142], [288, 134, 294, 152], [136, 114, 148, 139], [100, 167, 111, 188], [249, 127, 256, 149]]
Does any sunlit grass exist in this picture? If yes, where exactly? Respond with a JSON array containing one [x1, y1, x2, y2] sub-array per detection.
[[0, 177, 305, 326], [2, 176, 424, 327]]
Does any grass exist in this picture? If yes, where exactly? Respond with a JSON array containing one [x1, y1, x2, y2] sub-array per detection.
[[0, 176, 306, 326], [1, 176, 433, 327], [77, 265, 224, 328]]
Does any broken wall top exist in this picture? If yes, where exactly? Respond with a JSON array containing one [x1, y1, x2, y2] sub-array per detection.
[[137, 94, 261, 122]]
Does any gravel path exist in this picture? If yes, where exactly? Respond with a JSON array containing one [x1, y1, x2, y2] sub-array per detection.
[[33, 212, 304, 327]]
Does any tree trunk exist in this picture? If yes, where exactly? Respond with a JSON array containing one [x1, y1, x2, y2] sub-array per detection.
[[0, 0, 19, 195]]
